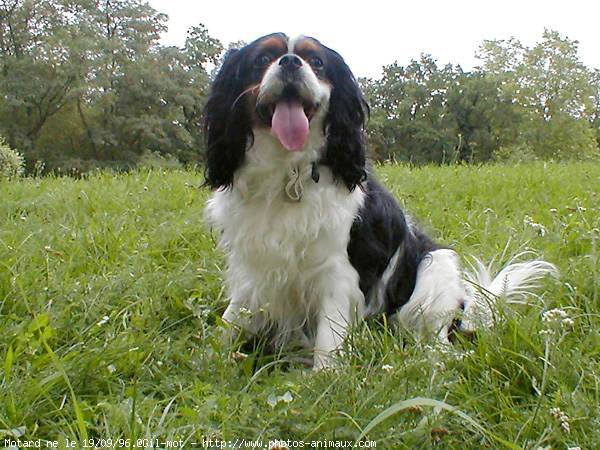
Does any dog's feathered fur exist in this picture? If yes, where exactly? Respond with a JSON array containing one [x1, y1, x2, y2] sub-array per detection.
[[204, 33, 557, 368]]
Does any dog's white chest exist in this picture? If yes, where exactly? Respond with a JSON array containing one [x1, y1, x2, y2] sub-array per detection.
[[207, 173, 363, 269], [205, 171, 365, 343]]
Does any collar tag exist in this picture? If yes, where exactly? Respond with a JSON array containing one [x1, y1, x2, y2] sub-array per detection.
[[284, 166, 303, 202]]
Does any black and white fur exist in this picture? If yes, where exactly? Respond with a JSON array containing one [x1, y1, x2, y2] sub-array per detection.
[[203, 33, 556, 369]]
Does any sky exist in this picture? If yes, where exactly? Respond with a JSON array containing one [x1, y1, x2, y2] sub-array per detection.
[[148, 0, 600, 79]]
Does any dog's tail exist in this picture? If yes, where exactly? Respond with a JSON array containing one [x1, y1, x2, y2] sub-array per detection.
[[459, 254, 558, 333]]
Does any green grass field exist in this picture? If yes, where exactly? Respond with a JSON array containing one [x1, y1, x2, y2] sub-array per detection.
[[1, 163, 598, 449]]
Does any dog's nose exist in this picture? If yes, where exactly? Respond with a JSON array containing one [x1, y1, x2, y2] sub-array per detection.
[[278, 54, 302, 71]]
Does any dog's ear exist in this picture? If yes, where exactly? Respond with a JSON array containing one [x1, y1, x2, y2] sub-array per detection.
[[203, 48, 253, 189], [322, 47, 368, 191]]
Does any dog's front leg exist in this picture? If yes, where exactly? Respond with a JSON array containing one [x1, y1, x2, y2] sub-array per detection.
[[220, 295, 264, 347], [220, 301, 245, 345], [313, 260, 363, 370]]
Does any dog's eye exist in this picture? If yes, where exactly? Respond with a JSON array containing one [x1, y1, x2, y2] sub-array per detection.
[[254, 54, 272, 68], [309, 57, 324, 69]]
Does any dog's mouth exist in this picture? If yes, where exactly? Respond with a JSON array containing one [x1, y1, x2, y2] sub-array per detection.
[[256, 86, 320, 152]]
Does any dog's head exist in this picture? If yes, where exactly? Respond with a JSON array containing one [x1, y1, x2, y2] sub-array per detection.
[[204, 33, 368, 190]]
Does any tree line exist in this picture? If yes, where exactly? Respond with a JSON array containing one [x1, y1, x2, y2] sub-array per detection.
[[362, 31, 600, 164], [1, 1, 599, 175], [0, 0, 221, 173]]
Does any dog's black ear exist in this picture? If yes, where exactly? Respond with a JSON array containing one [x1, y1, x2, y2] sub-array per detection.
[[203, 48, 253, 189], [322, 48, 368, 191]]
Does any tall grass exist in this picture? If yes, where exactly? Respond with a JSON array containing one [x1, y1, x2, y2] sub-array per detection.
[[0, 163, 598, 449]]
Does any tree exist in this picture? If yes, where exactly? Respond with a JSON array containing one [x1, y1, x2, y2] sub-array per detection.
[[589, 69, 600, 147], [446, 72, 521, 162], [0, 0, 223, 171], [74, 0, 167, 162], [476, 29, 599, 160], [0, 0, 85, 152], [363, 55, 460, 163]]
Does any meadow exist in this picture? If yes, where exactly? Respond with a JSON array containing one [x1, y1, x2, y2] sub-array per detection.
[[0, 163, 598, 449]]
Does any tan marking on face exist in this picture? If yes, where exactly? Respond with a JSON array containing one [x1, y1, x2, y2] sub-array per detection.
[[258, 35, 288, 54], [293, 37, 321, 55]]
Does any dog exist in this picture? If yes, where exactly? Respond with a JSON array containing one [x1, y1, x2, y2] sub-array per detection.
[[203, 33, 556, 369]]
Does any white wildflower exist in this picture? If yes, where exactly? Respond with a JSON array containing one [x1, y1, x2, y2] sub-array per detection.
[[562, 317, 574, 328], [448, 349, 474, 361], [538, 329, 555, 337], [267, 391, 294, 408], [381, 364, 394, 372], [524, 215, 547, 237], [550, 407, 571, 433], [542, 308, 569, 323], [267, 394, 278, 408], [542, 308, 574, 330], [97, 315, 110, 326]]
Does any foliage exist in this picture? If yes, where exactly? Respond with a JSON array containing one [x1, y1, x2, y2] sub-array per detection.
[[0, 1, 598, 170], [476, 29, 600, 160], [0, 164, 598, 448], [0, 138, 24, 179], [493, 143, 538, 163], [0, 0, 222, 172], [585, 69, 600, 146], [136, 149, 183, 170], [362, 56, 460, 163], [362, 29, 600, 163]]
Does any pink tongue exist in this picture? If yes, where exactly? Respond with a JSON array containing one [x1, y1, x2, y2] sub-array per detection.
[[271, 100, 309, 151]]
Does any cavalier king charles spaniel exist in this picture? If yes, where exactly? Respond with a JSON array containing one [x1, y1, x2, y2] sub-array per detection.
[[204, 33, 556, 369]]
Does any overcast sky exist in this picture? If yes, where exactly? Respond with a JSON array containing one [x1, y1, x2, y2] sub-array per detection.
[[148, 0, 600, 79]]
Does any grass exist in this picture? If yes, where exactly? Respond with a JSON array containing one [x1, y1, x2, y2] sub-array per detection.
[[0, 163, 598, 449]]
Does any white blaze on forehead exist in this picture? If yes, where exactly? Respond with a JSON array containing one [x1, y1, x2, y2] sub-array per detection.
[[287, 35, 306, 54]]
